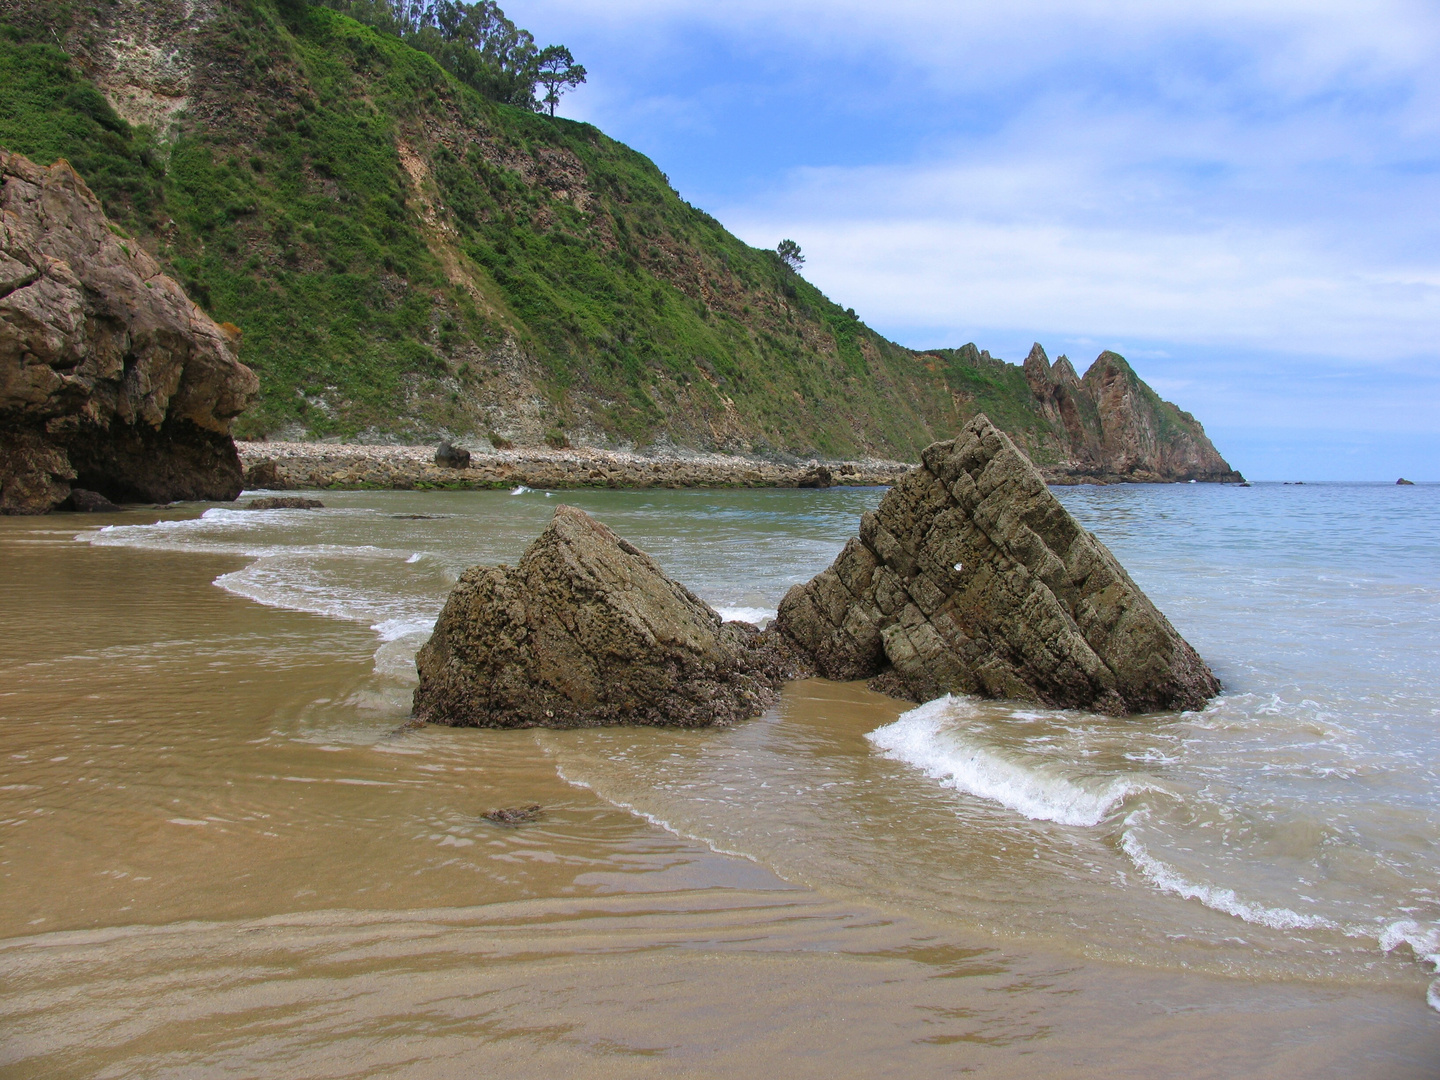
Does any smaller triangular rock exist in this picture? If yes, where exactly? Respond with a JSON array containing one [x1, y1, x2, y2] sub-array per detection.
[[774, 414, 1219, 715], [414, 505, 796, 727]]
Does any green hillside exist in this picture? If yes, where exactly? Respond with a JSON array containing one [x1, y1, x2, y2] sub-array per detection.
[[0, 0, 1236, 478]]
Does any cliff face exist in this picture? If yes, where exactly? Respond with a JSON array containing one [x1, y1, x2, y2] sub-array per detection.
[[0, 0, 1240, 482], [1019, 345, 1239, 483], [0, 150, 258, 513]]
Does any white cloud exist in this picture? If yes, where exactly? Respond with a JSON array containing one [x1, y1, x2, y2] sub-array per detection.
[[529, 0, 1440, 469]]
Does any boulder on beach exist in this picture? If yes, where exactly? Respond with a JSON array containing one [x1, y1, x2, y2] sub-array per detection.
[[61, 488, 120, 512], [435, 441, 470, 469], [244, 459, 285, 489], [0, 151, 258, 514], [797, 465, 834, 489], [414, 505, 801, 727], [774, 413, 1220, 715]]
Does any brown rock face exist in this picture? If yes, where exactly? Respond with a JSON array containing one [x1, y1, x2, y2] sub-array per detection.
[[0, 150, 258, 513], [774, 414, 1220, 715], [414, 505, 799, 727], [1021, 344, 1241, 484]]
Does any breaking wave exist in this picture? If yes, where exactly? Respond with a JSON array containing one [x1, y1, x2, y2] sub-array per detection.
[[866, 696, 1153, 827]]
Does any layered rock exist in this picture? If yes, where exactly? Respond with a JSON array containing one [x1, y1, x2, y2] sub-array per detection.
[[774, 414, 1219, 715], [414, 505, 799, 727], [0, 150, 257, 513], [1019, 344, 1241, 484]]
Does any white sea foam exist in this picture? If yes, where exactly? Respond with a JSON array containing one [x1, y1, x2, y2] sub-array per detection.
[[91, 512, 444, 685], [371, 616, 437, 643], [510, 485, 530, 495], [214, 556, 416, 624], [714, 606, 776, 625], [1120, 817, 1337, 931], [1381, 921, 1440, 1015], [866, 696, 1148, 827]]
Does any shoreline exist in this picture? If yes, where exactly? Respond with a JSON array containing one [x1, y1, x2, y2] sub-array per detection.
[[238, 441, 912, 491], [236, 441, 1244, 493]]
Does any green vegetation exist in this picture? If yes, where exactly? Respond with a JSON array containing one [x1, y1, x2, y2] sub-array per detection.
[[0, 26, 164, 227], [314, 0, 585, 112], [925, 345, 1057, 446], [1, 0, 1218, 470]]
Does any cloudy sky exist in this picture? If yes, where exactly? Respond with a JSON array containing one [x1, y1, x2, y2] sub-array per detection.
[[522, 0, 1439, 479]]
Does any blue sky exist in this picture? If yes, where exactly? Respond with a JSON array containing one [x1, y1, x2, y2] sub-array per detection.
[[520, 1, 1439, 480]]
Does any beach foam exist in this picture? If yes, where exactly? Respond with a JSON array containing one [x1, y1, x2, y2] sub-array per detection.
[[866, 696, 1150, 827], [714, 606, 776, 626], [1119, 817, 1337, 931]]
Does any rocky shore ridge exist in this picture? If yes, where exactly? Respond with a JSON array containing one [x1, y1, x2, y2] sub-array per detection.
[[238, 439, 1248, 494], [239, 441, 911, 491]]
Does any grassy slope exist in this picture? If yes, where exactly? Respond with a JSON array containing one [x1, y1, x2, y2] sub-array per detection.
[[3, 2, 1216, 469]]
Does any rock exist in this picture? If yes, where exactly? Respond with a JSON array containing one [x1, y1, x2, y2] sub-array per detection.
[[797, 465, 834, 488], [61, 487, 120, 512], [245, 496, 323, 510], [1397, 478, 1415, 485], [414, 505, 801, 727], [1013, 344, 1242, 484], [243, 458, 285, 489], [483, 804, 543, 825], [0, 151, 258, 514], [435, 441, 470, 469], [773, 413, 1220, 716]]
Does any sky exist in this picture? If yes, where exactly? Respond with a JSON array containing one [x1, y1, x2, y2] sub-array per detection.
[[518, 0, 1439, 480]]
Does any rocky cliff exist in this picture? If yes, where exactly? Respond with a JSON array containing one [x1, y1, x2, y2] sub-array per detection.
[[1015, 344, 1239, 483], [0, 150, 257, 513], [0, 0, 1239, 482]]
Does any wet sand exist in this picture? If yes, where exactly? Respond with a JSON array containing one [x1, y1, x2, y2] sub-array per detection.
[[2, 503, 1436, 1077]]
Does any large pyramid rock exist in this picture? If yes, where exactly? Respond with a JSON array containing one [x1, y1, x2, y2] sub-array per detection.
[[414, 505, 797, 727], [0, 151, 257, 513], [774, 414, 1219, 715]]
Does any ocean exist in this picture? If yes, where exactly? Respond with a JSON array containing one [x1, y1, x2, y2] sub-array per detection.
[[1, 480, 1436, 1076]]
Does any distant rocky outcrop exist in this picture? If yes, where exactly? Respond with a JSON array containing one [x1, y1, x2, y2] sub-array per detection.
[[1018, 344, 1240, 484], [0, 150, 258, 513], [414, 505, 801, 727], [774, 414, 1220, 716], [1397, 478, 1415, 486]]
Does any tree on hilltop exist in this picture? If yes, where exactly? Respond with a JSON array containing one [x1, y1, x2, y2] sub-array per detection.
[[777, 239, 804, 272], [317, 0, 583, 112], [536, 45, 586, 116]]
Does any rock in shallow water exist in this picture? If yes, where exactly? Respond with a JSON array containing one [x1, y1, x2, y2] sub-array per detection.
[[61, 488, 120, 512], [244, 497, 323, 510], [774, 413, 1220, 715], [0, 150, 258, 514], [414, 505, 802, 727], [483, 804, 543, 825]]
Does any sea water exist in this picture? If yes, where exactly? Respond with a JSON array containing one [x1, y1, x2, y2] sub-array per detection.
[[2, 481, 1437, 1075]]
